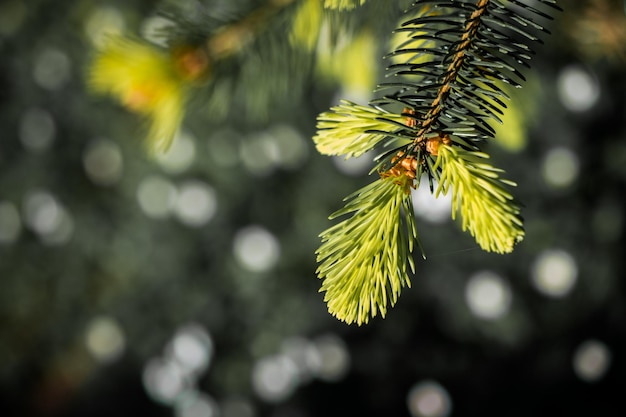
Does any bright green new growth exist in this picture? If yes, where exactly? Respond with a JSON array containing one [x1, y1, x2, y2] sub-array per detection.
[[434, 144, 524, 254], [316, 176, 417, 325], [324, 0, 367, 11], [313, 100, 406, 158], [313, 0, 559, 325]]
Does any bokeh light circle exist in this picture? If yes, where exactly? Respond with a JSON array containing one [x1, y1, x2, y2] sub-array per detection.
[[531, 249, 578, 297], [143, 357, 189, 405], [137, 175, 178, 219], [174, 181, 218, 227], [22, 190, 73, 245], [19, 107, 56, 152], [280, 337, 320, 383], [156, 131, 197, 174], [83, 139, 124, 186], [573, 339, 611, 383], [407, 380, 452, 417], [541, 147, 580, 189], [465, 271, 512, 320], [84, 6, 126, 46], [251, 354, 299, 403], [412, 178, 451, 224], [311, 334, 350, 382], [167, 324, 214, 375], [233, 225, 281, 272], [85, 316, 126, 363], [557, 65, 600, 112], [33, 48, 71, 91]]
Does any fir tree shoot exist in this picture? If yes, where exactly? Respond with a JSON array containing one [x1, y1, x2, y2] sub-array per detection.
[[316, 176, 418, 325], [88, 1, 296, 154], [313, 0, 560, 324], [434, 144, 524, 254], [313, 100, 408, 158], [89, 36, 208, 153]]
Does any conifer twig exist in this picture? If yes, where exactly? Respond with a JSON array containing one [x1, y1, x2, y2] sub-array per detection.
[[313, 0, 561, 324]]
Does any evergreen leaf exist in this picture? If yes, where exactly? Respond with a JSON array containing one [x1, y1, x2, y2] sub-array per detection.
[[88, 35, 191, 154], [377, 0, 558, 146], [313, 100, 407, 158], [316, 176, 418, 325], [434, 144, 524, 253]]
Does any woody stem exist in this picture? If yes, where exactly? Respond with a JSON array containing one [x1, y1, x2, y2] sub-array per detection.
[[413, 0, 489, 144]]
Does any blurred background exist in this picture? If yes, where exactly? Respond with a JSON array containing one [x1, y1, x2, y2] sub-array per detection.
[[1, 0, 626, 416]]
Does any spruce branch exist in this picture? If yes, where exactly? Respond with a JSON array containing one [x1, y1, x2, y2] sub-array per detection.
[[314, 0, 560, 324], [88, 36, 194, 153], [316, 176, 419, 325], [433, 144, 524, 253], [88, 0, 297, 154], [375, 0, 561, 150], [313, 100, 410, 158]]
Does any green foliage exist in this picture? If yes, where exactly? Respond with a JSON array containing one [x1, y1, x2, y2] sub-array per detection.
[[434, 144, 524, 253], [324, 0, 367, 11], [374, 0, 561, 149], [88, 35, 190, 153], [316, 176, 418, 325], [290, 0, 324, 50], [313, 100, 408, 158], [314, 0, 560, 324]]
